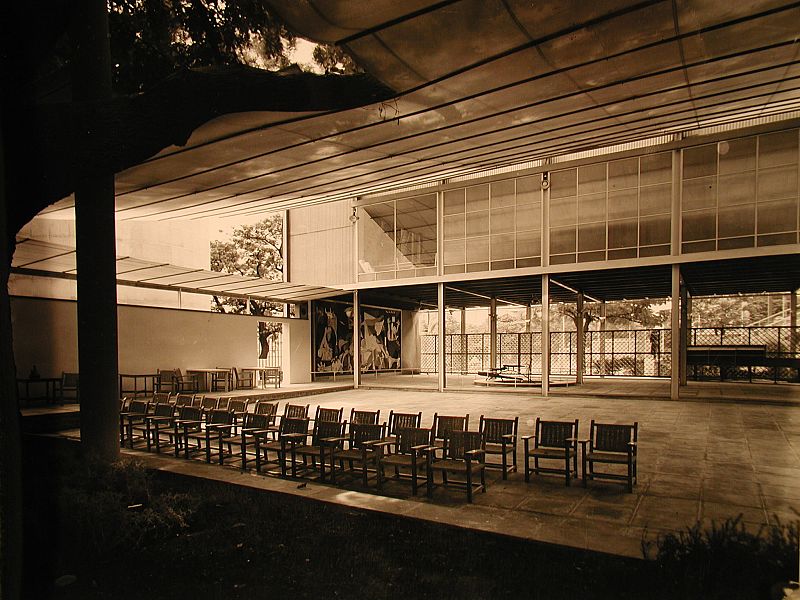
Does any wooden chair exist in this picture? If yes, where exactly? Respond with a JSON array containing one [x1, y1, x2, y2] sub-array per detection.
[[152, 392, 171, 405], [156, 369, 176, 393], [262, 416, 310, 477], [173, 406, 205, 459], [186, 408, 234, 464], [375, 427, 432, 495], [144, 401, 177, 453], [60, 372, 79, 403], [216, 396, 231, 410], [523, 418, 579, 486], [580, 421, 638, 493], [479, 415, 518, 479], [199, 396, 219, 413], [212, 368, 232, 392], [220, 413, 273, 471], [173, 368, 198, 393], [292, 418, 347, 481], [122, 399, 150, 449], [118, 397, 132, 445], [427, 430, 486, 502], [329, 422, 386, 486], [282, 403, 310, 419], [263, 367, 283, 388], [431, 413, 469, 447], [174, 393, 194, 408], [254, 400, 280, 437], [349, 408, 380, 425], [234, 368, 255, 390]]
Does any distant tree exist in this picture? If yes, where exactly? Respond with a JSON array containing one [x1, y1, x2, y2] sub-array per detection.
[[312, 45, 362, 75]]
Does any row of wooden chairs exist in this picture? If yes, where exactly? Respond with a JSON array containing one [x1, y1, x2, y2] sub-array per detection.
[[155, 367, 257, 394]]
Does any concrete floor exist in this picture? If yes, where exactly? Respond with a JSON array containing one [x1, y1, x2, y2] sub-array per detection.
[[92, 385, 800, 560]]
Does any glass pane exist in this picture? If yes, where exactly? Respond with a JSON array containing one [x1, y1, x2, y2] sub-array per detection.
[[682, 210, 716, 241], [466, 210, 489, 237], [757, 166, 798, 202], [491, 234, 515, 260], [491, 207, 514, 234], [515, 230, 541, 257], [578, 163, 606, 195], [639, 215, 671, 246], [718, 172, 756, 207], [578, 193, 606, 223], [608, 158, 638, 190], [396, 194, 437, 268], [444, 214, 465, 239], [758, 232, 797, 246], [550, 168, 577, 199], [683, 144, 717, 179], [719, 137, 756, 174], [607, 219, 638, 248], [757, 199, 799, 234], [682, 176, 716, 211], [639, 183, 671, 216], [358, 202, 395, 274], [549, 226, 576, 254], [516, 176, 540, 204], [443, 240, 465, 265], [607, 188, 638, 219], [578, 222, 606, 251], [640, 152, 672, 186], [444, 189, 465, 215], [491, 260, 514, 271], [718, 204, 755, 238], [759, 130, 799, 169], [491, 179, 515, 208], [466, 236, 489, 263], [550, 196, 577, 227], [516, 202, 541, 231], [466, 184, 489, 211]]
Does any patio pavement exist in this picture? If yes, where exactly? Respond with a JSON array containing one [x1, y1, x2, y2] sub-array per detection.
[[92, 386, 800, 560]]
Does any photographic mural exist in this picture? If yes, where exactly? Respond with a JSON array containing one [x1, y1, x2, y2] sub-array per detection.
[[313, 300, 401, 374]]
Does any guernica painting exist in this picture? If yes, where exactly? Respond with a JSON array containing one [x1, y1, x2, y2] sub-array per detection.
[[313, 300, 401, 374]]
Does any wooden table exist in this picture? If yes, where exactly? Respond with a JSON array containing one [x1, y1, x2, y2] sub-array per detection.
[[119, 373, 159, 397], [17, 377, 62, 404], [242, 367, 283, 389], [187, 368, 231, 392]]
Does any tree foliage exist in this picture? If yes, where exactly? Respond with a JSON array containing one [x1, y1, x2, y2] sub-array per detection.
[[210, 214, 283, 317]]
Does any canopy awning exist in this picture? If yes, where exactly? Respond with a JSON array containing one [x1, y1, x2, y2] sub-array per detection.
[[37, 0, 800, 221], [11, 237, 341, 303]]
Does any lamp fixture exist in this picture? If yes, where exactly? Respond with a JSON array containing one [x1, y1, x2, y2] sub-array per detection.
[[349, 207, 359, 223]]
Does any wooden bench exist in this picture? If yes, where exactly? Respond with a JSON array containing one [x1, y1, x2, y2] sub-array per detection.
[[687, 345, 800, 382]]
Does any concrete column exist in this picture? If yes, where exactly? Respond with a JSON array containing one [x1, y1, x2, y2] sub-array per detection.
[[790, 290, 797, 354], [72, 0, 119, 459], [541, 274, 550, 397], [576, 292, 584, 385], [670, 264, 681, 400], [353, 290, 361, 388], [680, 283, 689, 386], [489, 297, 498, 370], [437, 283, 446, 391]]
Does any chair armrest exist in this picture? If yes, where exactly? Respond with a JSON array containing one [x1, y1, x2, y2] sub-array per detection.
[[206, 424, 232, 431], [147, 415, 173, 422], [321, 436, 347, 444], [411, 444, 432, 451], [372, 440, 394, 448], [500, 434, 515, 440], [362, 439, 384, 447], [627, 441, 637, 447], [281, 432, 306, 439], [465, 449, 484, 456], [175, 419, 203, 426], [565, 437, 578, 443], [521, 435, 534, 440]]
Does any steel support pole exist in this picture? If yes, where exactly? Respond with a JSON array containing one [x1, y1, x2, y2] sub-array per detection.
[[490, 297, 498, 370], [437, 283, 446, 391], [576, 293, 584, 385], [353, 290, 361, 388], [680, 283, 689, 386], [541, 274, 550, 397], [791, 290, 797, 354], [671, 264, 681, 401]]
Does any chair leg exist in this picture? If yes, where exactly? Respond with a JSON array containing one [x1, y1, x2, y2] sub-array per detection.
[[627, 456, 633, 493], [205, 431, 212, 463], [411, 460, 418, 495], [466, 467, 473, 503], [501, 446, 508, 480], [146, 421, 152, 452], [524, 437, 530, 483], [564, 450, 571, 487], [582, 451, 588, 488], [241, 437, 247, 471], [218, 434, 224, 465]]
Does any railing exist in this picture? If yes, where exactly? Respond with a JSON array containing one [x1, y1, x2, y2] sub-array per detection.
[[421, 326, 798, 382]]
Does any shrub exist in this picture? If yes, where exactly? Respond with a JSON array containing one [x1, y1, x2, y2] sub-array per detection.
[[643, 516, 799, 599]]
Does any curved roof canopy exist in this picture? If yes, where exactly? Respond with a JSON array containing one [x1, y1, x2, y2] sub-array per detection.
[[42, 0, 800, 221]]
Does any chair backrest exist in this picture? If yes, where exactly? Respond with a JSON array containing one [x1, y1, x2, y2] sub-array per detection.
[[388, 411, 422, 437], [479, 415, 518, 444], [62, 372, 79, 389], [535, 418, 578, 449], [312, 420, 346, 446], [444, 430, 484, 461], [216, 397, 231, 410], [350, 408, 380, 425], [153, 402, 175, 417], [432, 413, 469, 441], [153, 392, 170, 404], [255, 401, 278, 416], [396, 427, 432, 455], [174, 394, 193, 407], [207, 408, 233, 426], [120, 397, 131, 412], [591, 421, 637, 453], [349, 423, 385, 449], [129, 399, 148, 415], [280, 417, 309, 437], [242, 412, 270, 430], [284, 403, 309, 419], [315, 406, 343, 423], [177, 405, 203, 424], [191, 394, 204, 407], [201, 396, 218, 411], [229, 399, 247, 413]]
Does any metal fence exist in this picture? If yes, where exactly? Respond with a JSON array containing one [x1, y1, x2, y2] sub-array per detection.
[[421, 326, 797, 382]]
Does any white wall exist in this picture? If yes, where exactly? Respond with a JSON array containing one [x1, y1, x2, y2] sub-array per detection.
[[288, 200, 353, 285], [10, 296, 311, 382]]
